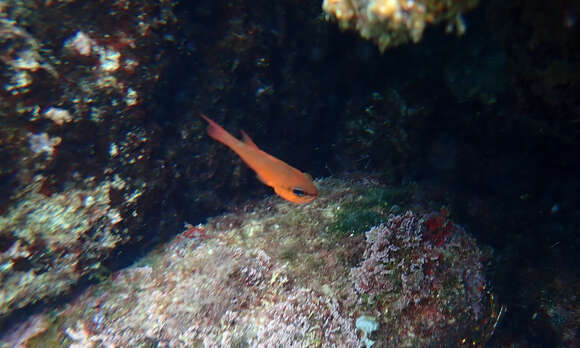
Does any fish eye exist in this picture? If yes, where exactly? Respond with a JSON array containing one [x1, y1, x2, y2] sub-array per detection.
[[292, 187, 306, 197]]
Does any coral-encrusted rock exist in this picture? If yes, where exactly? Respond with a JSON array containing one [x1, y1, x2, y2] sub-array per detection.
[[0, 176, 129, 321], [323, 0, 479, 51], [1, 178, 498, 347], [350, 211, 489, 346], [0, 0, 178, 326]]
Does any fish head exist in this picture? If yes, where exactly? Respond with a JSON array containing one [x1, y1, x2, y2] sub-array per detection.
[[274, 176, 318, 204]]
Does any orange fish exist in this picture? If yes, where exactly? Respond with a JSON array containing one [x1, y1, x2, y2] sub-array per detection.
[[201, 114, 318, 204]]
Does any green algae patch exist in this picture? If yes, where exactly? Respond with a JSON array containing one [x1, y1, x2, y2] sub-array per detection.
[[330, 209, 383, 236], [328, 186, 411, 237]]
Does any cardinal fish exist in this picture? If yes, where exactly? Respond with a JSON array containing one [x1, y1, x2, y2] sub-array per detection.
[[201, 114, 318, 204]]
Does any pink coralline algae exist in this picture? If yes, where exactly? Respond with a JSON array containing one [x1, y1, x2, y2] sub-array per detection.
[[350, 210, 489, 346], [53, 240, 361, 347], [253, 287, 359, 347]]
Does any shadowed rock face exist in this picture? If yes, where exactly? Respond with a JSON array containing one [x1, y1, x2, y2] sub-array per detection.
[[0, 0, 180, 326]]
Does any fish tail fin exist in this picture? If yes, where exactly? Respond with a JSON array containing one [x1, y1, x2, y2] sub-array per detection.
[[201, 114, 240, 149]]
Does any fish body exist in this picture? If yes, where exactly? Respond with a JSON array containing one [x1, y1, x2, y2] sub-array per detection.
[[201, 114, 318, 204]]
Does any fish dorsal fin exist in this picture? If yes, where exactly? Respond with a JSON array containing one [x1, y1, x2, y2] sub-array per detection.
[[241, 130, 259, 149]]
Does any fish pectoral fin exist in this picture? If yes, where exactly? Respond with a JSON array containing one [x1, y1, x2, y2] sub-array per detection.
[[241, 130, 259, 149]]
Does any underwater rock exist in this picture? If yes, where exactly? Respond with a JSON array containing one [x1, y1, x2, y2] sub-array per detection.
[[0, 0, 179, 326], [1, 178, 498, 347], [322, 0, 479, 52]]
